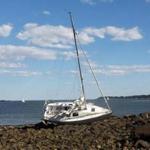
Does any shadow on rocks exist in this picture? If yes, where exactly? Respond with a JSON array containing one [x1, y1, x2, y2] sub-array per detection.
[[19, 122, 57, 130]]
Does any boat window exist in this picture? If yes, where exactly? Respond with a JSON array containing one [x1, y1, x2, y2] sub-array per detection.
[[64, 106, 69, 111], [56, 106, 61, 110], [73, 112, 78, 116], [48, 106, 53, 111], [91, 108, 95, 112]]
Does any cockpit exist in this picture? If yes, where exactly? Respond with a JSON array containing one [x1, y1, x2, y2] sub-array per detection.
[[45, 103, 72, 115]]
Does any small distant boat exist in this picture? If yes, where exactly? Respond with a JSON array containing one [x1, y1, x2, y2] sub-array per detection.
[[22, 99, 26, 103], [43, 12, 112, 125]]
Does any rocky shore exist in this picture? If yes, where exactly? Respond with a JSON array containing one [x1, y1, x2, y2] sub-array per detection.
[[0, 112, 150, 150]]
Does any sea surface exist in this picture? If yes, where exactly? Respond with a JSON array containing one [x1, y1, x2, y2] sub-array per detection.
[[0, 98, 150, 125]]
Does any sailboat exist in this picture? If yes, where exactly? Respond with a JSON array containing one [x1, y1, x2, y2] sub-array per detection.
[[43, 13, 112, 125]]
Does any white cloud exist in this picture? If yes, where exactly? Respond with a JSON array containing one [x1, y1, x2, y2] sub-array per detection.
[[0, 62, 25, 68], [93, 65, 150, 76], [78, 32, 95, 44], [0, 69, 42, 77], [81, 0, 113, 5], [0, 45, 57, 61], [0, 24, 13, 37], [69, 70, 78, 75], [81, 0, 95, 5], [17, 24, 74, 49], [145, 0, 150, 2], [82, 60, 98, 68], [108, 27, 142, 41], [82, 61, 150, 76], [43, 10, 51, 16], [17, 23, 142, 49], [61, 51, 76, 60], [3, 64, 148, 77], [0, 44, 80, 64], [148, 50, 150, 53], [82, 26, 143, 42]]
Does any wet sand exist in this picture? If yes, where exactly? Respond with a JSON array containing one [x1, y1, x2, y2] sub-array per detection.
[[0, 112, 150, 150]]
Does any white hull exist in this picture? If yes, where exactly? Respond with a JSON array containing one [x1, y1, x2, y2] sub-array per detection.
[[44, 112, 112, 125], [43, 102, 112, 125]]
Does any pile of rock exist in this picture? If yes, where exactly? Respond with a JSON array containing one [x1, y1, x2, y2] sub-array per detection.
[[0, 112, 149, 149]]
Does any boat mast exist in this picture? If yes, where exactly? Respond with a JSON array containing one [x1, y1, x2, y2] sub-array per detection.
[[69, 12, 85, 98]]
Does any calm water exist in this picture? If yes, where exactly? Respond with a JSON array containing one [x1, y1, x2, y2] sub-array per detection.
[[0, 98, 150, 125]]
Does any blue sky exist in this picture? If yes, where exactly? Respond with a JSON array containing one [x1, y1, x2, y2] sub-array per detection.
[[0, 0, 150, 100]]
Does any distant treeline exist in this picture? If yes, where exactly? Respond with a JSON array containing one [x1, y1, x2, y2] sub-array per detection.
[[106, 94, 150, 99]]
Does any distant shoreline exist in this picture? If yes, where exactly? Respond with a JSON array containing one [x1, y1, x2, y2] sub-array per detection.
[[105, 94, 150, 99], [0, 94, 150, 101]]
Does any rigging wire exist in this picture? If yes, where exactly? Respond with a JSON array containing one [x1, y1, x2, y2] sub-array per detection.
[[76, 34, 111, 110]]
